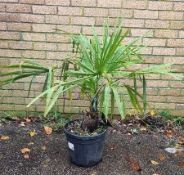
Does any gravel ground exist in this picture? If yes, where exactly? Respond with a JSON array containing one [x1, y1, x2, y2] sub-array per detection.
[[0, 121, 183, 175]]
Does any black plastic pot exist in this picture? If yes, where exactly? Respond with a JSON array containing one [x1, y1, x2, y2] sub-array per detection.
[[64, 120, 107, 167]]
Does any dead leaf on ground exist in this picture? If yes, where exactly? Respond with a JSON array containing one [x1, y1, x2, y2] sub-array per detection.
[[44, 126, 52, 135], [0, 135, 10, 141], [90, 171, 97, 175], [41, 146, 46, 151], [153, 174, 160, 175], [164, 130, 173, 138], [28, 142, 34, 145], [177, 161, 184, 168], [19, 122, 25, 127], [158, 153, 166, 161], [151, 160, 159, 165], [21, 148, 30, 154], [126, 156, 141, 171], [25, 118, 31, 123], [140, 127, 147, 132], [23, 153, 30, 159], [179, 136, 184, 145], [29, 130, 37, 137]]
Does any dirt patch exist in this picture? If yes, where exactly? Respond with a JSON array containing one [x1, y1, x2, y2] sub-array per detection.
[[0, 121, 183, 175]]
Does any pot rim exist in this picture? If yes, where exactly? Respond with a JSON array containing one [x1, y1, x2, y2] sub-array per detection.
[[64, 119, 107, 139]]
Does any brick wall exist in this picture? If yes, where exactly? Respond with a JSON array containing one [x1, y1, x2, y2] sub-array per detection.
[[0, 0, 183, 116]]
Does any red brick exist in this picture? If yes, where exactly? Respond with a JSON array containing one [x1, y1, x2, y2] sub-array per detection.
[[84, 8, 108, 17], [33, 5, 57, 14], [46, 51, 67, 60], [159, 11, 183, 20], [98, 0, 121, 8], [72, 0, 96, 7], [176, 48, 184, 56], [159, 89, 181, 96], [0, 0, 18, 2], [0, 13, 10, 22], [167, 97, 184, 103], [172, 65, 184, 73], [8, 13, 20, 22], [148, 1, 173, 10], [33, 42, 57, 51], [71, 16, 95, 25], [23, 33, 46, 41], [57, 25, 82, 34], [140, 47, 153, 55], [7, 23, 31, 31], [0, 22, 6, 30], [134, 10, 158, 19], [179, 31, 184, 38], [164, 57, 184, 65], [0, 49, 21, 57], [123, 19, 144, 28], [131, 29, 153, 37], [82, 26, 103, 35], [20, 14, 44, 23], [0, 41, 8, 48], [122, 0, 147, 9], [167, 39, 184, 47], [174, 2, 184, 11], [145, 20, 169, 29], [153, 48, 175, 56], [143, 38, 166, 47], [169, 81, 184, 88], [109, 9, 133, 18], [176, 104, 184, 110], [0, 31, 20, 40], [9, 41, 33, 50], [147, 96, 167, 103], [6, 4, 32, 13], [46, 34, 69, 43], [22, 50, 45, 59], [144, 56, 163, 64], [45, 0, 70, 6], [0, 4, 6, 12], [32, 24, 56, 33], [20, 0, 44, 4], [170, 21, 184, 30], [58, 7, 82, 16], [154, 30, 178, 38], [45, 15, 69, 25], [57, 43, 72, 51], [151, 103, 175, 109]]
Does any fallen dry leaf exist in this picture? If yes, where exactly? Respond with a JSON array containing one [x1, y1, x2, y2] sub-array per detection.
[[23, 153, 30, 159], [44, 126, 52, 135], [29, 130, 37, 137], [177, 161, 184, 168], [164, 130, 173, 138], [158, 153, 166, 161], [0, 135, 10, 141], [126, 156, 141, 171], [90, 171, 97, 175], [21, 148, 30, 154], [151, 160, 159, 165], [153, 174, 160, 175], [19, 122, 25, 127], [150, 110, 156, 116], [140, 127, 147, 132], [25, 118, 31, 123], [41, 146, 46, 151], [179, 136, 184, 145], [28, 142, 34, 145]]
